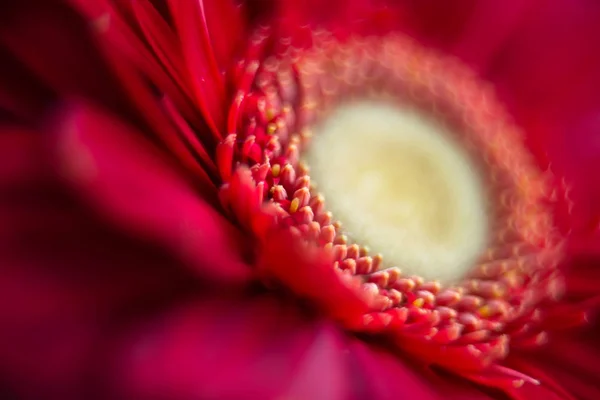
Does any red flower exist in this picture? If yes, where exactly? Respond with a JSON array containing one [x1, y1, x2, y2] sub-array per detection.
[[1, 0, 600, 399]]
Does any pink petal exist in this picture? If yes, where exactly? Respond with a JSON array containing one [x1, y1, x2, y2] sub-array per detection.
[[51, 102, 251, 284]]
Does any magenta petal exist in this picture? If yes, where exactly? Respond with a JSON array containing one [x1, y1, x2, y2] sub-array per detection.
[[347, 339, 493, 400], [114, 290, 494, 400], [0, 126, 198, 398], [487, 0, 600, 120], [114, 292, 350, 399], [281, 327, 348, 399], [51, 102, 251, 284], [476, 1, 600, 243], [485, 0, 600, 155], [451, 1, 538, 72]]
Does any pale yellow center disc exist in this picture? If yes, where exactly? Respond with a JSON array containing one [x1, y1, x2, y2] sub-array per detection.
[[305, 101, 489, 283]]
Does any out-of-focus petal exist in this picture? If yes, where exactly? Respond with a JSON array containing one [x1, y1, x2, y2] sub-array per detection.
[[0, 125, 200, 398], [506, 318, 600, 400], [262, 0, 407, 44], [113, 292, 350, 399], [345, 340, 494, 400], [388, 0, 476, 48], [450, 1, 538, 72], [113, 290, 492, 400], [479, 1, 600, 239], [486, 0, 600, 123], [0, 48, 54, 124], [0, 0, 131, 117], [51, 102, 251, 284]]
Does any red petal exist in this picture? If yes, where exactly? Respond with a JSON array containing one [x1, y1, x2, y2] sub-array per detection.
[[125, 0, 223, 143], [51, 102, 251, 284], [503, 245, 600, 400], [506, 319, 600, 400], [393, 0, 477, 50], [130, 0, 198, 106], [561, 247, 600, 303], [166, 0, 227, 134], [258, 228, 372, 324], [266, 0, 406, 44], [202, 0, 248, 77], [0, 47, 54, 123], [0, 0, 131, 115]]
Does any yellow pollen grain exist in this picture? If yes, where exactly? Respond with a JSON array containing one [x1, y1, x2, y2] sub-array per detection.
[[289, 198, 300, 213], [503, 269, 520, 287], [492, 284, 506, 298], [305, 101, 489, 284], [267, 122, 277, 135], [271, 164, 281, 177], [512, 380, 525, 388], [412, 298, 425, 308], [478, 305, 492, 318]]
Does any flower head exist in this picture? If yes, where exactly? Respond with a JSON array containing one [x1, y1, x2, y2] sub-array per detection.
[[2, 0, 600, 399]]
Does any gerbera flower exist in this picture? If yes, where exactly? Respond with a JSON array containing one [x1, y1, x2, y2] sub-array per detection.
[[2, 0, 600, 399]]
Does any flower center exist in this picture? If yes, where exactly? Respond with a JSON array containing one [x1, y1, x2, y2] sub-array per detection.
[[305, 101, 489, 283]]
